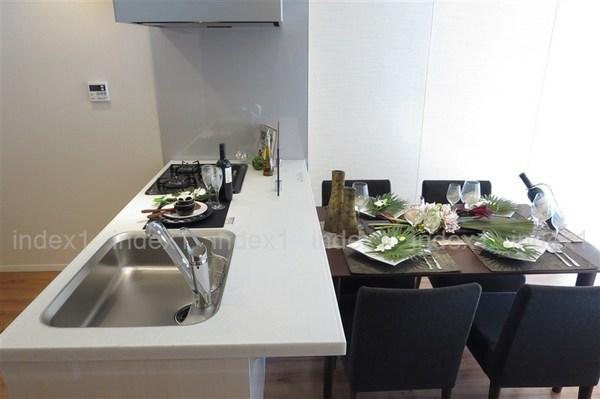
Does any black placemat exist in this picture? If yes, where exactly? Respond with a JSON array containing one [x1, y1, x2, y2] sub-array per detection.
[[343, 247, 460, 275], [464, 236, 597, 272]]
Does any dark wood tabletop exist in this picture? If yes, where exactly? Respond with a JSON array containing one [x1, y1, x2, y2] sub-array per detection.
[[316, 207, 600, 286]]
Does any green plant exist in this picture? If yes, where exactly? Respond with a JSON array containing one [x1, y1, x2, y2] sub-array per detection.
[[365, 193, 408, 216], [477, 231, 541, 260], [252, 155, 264, 171], [482, 194, 518, 215], [459, 216, 534, 236], [152, 188, 210, 208]]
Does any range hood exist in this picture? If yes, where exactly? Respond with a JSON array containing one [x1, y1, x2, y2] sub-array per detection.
[[113, 0, 282, 27]]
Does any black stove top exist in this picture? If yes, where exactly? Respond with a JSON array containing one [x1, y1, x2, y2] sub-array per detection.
[[145, 161, 247, 196]]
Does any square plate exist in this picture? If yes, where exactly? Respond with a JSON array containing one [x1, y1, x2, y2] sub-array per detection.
[[347, 239, 412, 266], [474, 237, 548, 262]]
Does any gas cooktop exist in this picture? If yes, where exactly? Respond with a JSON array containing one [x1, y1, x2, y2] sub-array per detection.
[[145, 161, 247, 196]]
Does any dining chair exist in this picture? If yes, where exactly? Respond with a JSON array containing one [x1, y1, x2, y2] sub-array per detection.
[[321, 179, 391, 206], [325, 284, 481, 399], [467, 285, 600, 399], [421, 179, 492, 204], [338, 276, 418, 339], [429, 274, 525, 293]]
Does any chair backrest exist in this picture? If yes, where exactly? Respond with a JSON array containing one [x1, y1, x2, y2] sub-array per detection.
[[322, 179, 391, 206], [421, 180, 492, 204], [490, 285, 600, 388], [346, 284, 481, 392]]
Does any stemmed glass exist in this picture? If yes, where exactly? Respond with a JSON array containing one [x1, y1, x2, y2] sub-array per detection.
[[446, 183, 461, 207], [531, 192, 555, 233], [461, 181, 481, 209], [201, 165, 225, 210], [551, 210, 567, 242], [352, 182, 369, 213], [201, 165, 215, 207], [209, 167, 225, 210]]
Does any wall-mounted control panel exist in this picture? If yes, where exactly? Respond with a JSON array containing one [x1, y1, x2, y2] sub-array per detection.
[[87, 81, 110, 102]]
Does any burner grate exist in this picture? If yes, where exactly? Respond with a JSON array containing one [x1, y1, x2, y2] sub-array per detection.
[[145, 162, 247, 196]]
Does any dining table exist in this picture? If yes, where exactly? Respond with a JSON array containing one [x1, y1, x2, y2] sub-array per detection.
[[316, 207, 600, 296]]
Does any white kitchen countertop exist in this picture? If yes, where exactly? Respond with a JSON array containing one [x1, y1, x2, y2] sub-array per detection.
[[0, 160, 346, 362]]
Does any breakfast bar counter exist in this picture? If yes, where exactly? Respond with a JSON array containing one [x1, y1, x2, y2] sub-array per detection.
[[0, 161, 346, 398]]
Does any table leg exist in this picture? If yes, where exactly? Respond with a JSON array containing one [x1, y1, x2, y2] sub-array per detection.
[[323, 356, 336, 399], [576, 272, 597, 287]]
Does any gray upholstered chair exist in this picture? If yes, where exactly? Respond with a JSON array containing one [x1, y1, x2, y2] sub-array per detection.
[[326, 284, 481, 399], [467, 285, 600, 399]]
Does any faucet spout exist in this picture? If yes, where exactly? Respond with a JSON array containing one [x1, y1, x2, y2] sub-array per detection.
[[145, 221, 212, 306]]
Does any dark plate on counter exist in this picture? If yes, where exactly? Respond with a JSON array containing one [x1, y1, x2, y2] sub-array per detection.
[[153, 206, 214, 227]]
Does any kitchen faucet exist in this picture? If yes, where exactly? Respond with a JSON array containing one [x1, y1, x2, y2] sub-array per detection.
[[145, 221, 212, 309]]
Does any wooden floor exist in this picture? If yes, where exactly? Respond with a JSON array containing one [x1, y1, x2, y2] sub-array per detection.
[[0, 272, 598, 399]]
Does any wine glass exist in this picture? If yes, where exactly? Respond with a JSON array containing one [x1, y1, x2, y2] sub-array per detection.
[[531, 192, 555, 232], [201, 165, 216, 207], [235, 150, 248, 163], [551, 209, 567, 242], [446, 183, 461, 207], [404, 206, 424, 227], [461, 181, 481, 209], [351, 182, 369, 213], [209, 166, 225, 210]]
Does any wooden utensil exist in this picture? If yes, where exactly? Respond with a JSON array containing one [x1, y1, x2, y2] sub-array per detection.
[[141, 208, 175, 214]]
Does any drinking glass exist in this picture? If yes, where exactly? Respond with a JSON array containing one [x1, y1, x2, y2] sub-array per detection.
[[201, 165, 215, 207], [351, 182, 369, 213], [461, 181, 481, 209], [209, 166, 225, 210], [235, 150, 248, 163], [551, 210, 567, 242], [531, 192, 554, 231], [404, 206, 424, 227], [446, 183, 461, 206]]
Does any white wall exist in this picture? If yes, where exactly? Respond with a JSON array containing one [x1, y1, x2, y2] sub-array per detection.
[[528, 0, 600, 245], [309, 0, 599, 247], [309, 0, 434, 201], [417, 0, 557, 201], [310, 0, 556, 203], [1, 1, 163, 270]]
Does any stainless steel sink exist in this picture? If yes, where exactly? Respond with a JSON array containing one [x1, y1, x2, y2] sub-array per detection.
[[42, 230, 235, 327]]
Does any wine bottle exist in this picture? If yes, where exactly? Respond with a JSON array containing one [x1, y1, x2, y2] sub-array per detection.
[[519, 173, 544, 202], [216, 143, 233, 202], [519, 172, 555, 229]]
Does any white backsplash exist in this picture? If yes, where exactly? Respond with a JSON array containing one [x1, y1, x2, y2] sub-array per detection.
[[148, 0, 308, 162]]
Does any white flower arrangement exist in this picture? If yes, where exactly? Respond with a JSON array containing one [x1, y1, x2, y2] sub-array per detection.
[[411, 203, 461, 234]]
